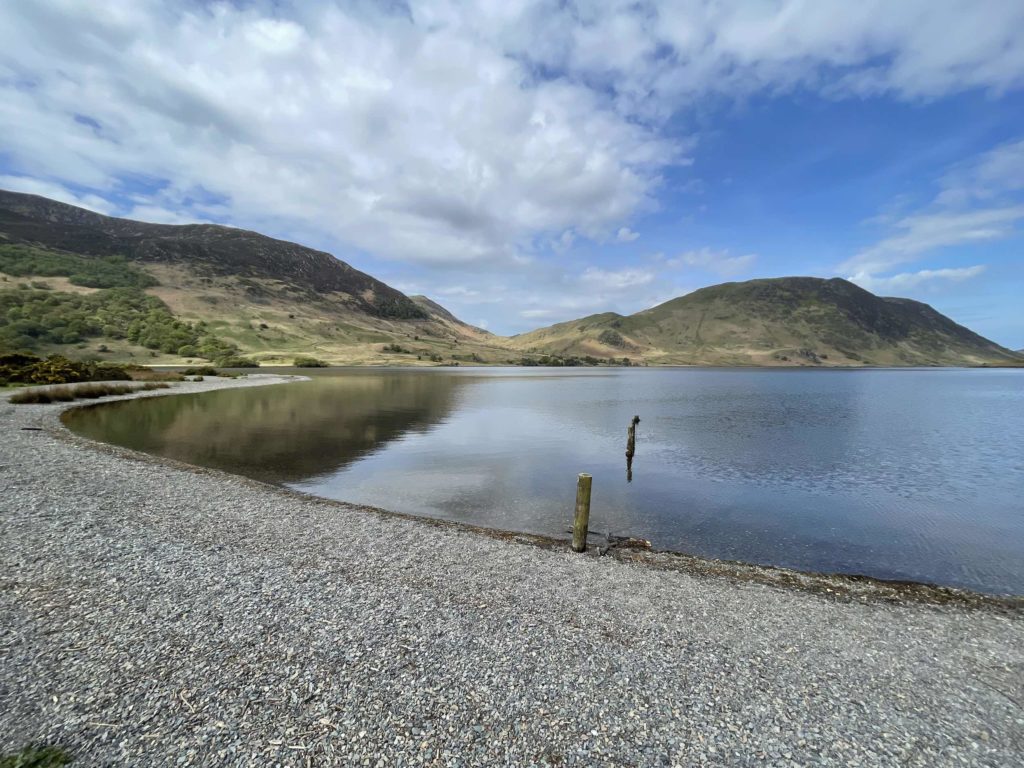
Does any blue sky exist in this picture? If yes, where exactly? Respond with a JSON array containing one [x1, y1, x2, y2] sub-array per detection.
[[1, 1, 1022, 346]]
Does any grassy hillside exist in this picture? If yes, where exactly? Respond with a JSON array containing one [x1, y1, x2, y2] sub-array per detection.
[[0, 191, 517, 366], [2, 190, 1018, 368], [512, 277, 1023, 367]]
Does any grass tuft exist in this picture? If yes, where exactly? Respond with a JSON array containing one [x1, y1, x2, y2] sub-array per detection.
[[9, 381, 169, 404], [0, 746, 72, 768]]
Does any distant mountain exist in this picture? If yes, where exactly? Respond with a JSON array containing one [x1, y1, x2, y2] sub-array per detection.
[[511, 277, 1023, 367], [0, 190, 512, 365]]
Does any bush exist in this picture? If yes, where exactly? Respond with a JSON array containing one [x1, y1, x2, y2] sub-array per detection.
[[0, 353, 131, 385], [124, 366, 186, 382], [214, 355, 259, 368], [181, 366, 219, 376], [293, 356, 328, 367]]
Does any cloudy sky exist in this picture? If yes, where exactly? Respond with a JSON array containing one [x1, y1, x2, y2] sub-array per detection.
[[1, 1, 1023, 345]]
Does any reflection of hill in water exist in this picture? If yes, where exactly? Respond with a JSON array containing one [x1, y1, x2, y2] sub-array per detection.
[[64, 374, 465, 484]]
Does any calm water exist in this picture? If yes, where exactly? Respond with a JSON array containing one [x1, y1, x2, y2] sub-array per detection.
[[64, 368, 1024, 594]]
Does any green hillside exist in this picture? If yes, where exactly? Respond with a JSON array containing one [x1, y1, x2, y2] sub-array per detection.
[[511, 277, 1023, 367], [2, 190, 1019, 368], [0, 190, 514, 366]]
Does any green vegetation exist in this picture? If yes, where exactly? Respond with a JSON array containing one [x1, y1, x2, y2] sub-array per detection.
[[0, 243, 157, 288], [181, 366, 219, 376], [383, 343, 411, 354], [294, 355, 329, 367], [0, 746, 71, 767], [125, 366, 186, 382], [214, 355, 259, 368], [0, 286, 238, 360], [597, 328, 627, 348], [9, 381, 169, 404], [514, 354, 632, 367], [0, 352, 131, 385], [513, 277, 1022, 367]]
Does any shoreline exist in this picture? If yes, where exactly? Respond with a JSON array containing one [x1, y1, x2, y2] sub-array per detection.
[[2, 376, 1023, 765], [53, 375, 1022, 609]]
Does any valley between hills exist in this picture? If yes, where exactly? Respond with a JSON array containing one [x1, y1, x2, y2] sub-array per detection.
[[1, 189, 1021, 369]]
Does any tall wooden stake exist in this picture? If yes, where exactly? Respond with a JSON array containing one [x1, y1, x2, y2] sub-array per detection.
[[622, 415, 638, 462], [572, 473, 593, 552]]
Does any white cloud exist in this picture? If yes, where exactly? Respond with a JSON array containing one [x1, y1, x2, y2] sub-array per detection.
[[580, 267, 655, 291], [850, 265, 987, 294], [842, 206, 1024, 276], [2, 1, 1023, 334], [844, 137, 1024, 291], [936, 138, 1024, 207], [521, 309, 554, 319], [667, 247, 757, 277], [0, 1, 682, 268], [0, 174, 117, 215]]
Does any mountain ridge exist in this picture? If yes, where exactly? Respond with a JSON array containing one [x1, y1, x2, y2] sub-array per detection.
[[1, 189, 1020, 367], [512, 276, 1022, 367], [0, 190, 425, 319]]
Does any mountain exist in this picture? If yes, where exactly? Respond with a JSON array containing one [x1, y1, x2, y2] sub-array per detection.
[[0, 189, 425, 318], [1, 190, 1019, 368], [511, 277, 1023, 367], [0, 190, 511, 365]]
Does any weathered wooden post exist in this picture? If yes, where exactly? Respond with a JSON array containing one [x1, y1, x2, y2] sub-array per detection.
[[622, 415, 638, 462], [572, 473, 593, 552]]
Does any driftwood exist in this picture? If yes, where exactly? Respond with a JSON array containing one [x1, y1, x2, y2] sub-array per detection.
[[598, 532, 653, 557]]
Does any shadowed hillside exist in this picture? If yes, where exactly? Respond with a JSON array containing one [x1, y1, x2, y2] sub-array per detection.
[[0, 190, 514, 365]]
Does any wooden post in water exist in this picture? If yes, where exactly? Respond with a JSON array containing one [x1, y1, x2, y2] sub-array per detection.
[[625, 415, 640, 479], [572, 473, 593, 552]]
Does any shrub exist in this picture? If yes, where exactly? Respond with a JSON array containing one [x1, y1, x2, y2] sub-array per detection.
[[293, 356, 328, 367], [181, 366, 219, 376], [0, 353, 131, 385], [214, 355, 259, 368]]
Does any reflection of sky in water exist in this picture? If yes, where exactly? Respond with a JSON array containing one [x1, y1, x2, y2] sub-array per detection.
[[69, 367, 1024, 594]]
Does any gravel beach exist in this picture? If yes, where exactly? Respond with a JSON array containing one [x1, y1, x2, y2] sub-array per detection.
[[1, 376, 1022, 767]]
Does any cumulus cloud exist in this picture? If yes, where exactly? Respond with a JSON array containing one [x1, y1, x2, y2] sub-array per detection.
[[843, 207, 1024, 277], [844, 137, 1024, 292], [0, 174, 117, 215], [667, 248, 757, 277], [1, 1, 1023, 332]]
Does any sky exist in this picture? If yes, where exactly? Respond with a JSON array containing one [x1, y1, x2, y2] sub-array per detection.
[[0, 1, 1022, 346]]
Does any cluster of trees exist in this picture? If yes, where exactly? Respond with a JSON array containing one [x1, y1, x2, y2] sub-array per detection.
[[293, 356, 328, 367], [0, 286, 239, 361], [514, 355, 635, 367], [0, 244, 158, 289]]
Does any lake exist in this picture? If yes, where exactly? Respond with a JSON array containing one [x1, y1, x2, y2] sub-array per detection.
[[63, 367, 1024, 595]]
